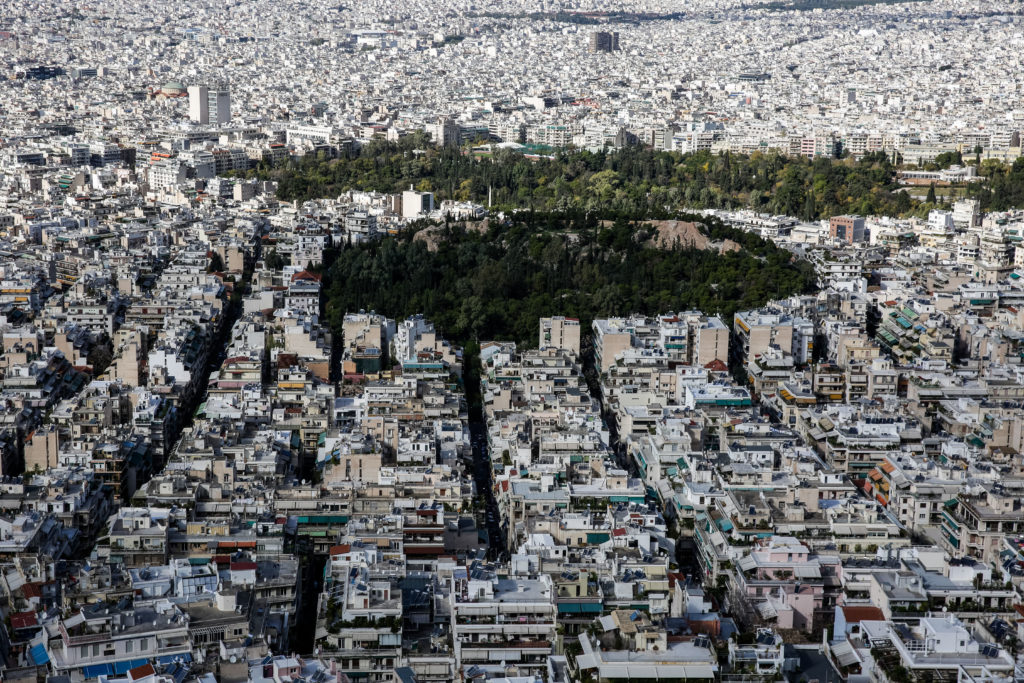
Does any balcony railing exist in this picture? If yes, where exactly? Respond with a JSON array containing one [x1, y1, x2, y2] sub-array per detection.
[[460, 639, 551, 649]]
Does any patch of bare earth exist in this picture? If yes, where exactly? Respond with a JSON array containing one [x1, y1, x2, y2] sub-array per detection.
[[640, 220, 710, 250], [642, 220, 741, 254], [719, 239, 742, 253], [412, 219, 489, 252]]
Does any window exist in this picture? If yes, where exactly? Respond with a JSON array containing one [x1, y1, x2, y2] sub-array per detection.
[[126, 639, 133, 653], [139, 638, 148, 651]]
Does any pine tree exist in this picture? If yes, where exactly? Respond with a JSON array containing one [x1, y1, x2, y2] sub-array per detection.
[[802, 190, 816, 221]]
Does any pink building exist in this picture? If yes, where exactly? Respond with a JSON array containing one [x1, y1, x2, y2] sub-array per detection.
[[735, 536, 841, 631]]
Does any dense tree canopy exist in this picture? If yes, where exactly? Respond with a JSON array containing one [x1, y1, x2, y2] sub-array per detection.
[[323, 212, 817, 347], [258, 139, 927, 220], [969, 156, 1024, 212]]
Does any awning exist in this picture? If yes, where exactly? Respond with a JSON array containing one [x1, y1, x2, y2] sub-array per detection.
[[757, 601, 778, 619], [29, 643, 49, 665], [82, 664, 113, 678], [593, 663, 716, 680], [558, 602, 602, 614], [63, 612, 86, 629], [795, 565, 821, 579], [113, 659, 149, 674], [832, 640, 861, 667]]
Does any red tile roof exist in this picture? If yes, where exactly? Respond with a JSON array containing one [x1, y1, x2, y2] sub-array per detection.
[[128, 662, 156, 680], [10, 611, 37, 630], [291, 270, 322, 282], [841, 605, 885, 623]]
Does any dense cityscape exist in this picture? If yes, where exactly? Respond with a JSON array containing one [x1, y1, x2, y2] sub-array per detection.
[[4, 1, 1024, 683]]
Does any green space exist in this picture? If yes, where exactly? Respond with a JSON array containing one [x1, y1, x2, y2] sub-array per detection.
[[252, 138, 928, 219], [970, 157, 1024, 211], [254, 138, 1024, 218], [322, 212, 816, 348]]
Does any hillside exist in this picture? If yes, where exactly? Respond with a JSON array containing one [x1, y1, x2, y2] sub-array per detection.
[[322, 211, 817, 348]]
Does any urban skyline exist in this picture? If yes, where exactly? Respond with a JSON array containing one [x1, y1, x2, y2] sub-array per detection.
[[2, 2, 1024, 683]]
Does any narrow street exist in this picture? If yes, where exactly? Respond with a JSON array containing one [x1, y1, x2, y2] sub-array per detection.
[[469, 421, 505, 559]]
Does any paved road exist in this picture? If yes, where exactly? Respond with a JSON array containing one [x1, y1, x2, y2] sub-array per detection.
[[469, 421, 505, 558]]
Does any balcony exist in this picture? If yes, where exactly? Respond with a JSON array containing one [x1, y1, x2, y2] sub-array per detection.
[[460, 639, 551, 650], [455, 615, 554, 626]]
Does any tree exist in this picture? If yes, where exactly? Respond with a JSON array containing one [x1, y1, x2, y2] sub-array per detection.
[[321, 212, 817, 353], [926, 183, 937, 204], [265, 249, 286, 270], [933, 150, 963, 169], [208, 252, 224, 272], [801, 189, 816, 221], [87, 337, 114, 375], [252, 142, 933, 218]]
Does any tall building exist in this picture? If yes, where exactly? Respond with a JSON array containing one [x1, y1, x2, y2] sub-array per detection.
[[424, 118, 461, 146], [829, 215, 866, 244], [690, 315, 730, 367], [592, 318, 633, 373], [952, 198, 980, 229], [589, 31, 620, 53], [208, 86, 231, 125], [187, 85, 208, 124], [734, 309, 815, 366], [188, 84, 231, 125], [401, 188, 434, 219], [539, 316, 581, 356]]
